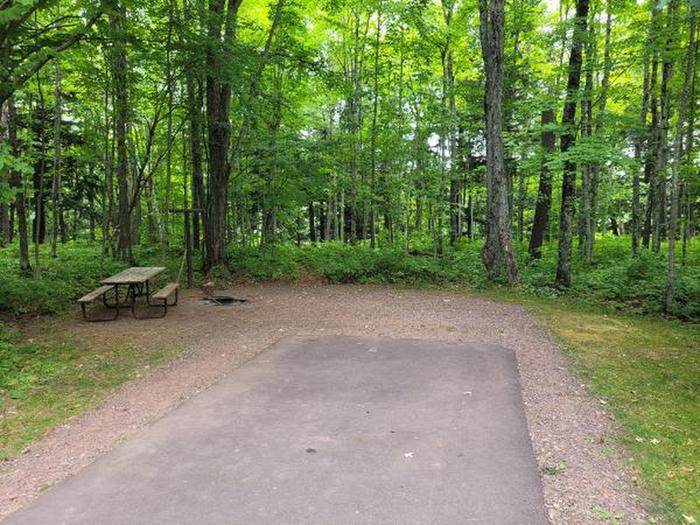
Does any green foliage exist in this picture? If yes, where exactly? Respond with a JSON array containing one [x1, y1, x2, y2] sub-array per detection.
[[222, 236, 700, 321], [0, 242, 186, 316], [530, 239, 700, 320], [227, 243, 303, 281], [0, 243, 124, 315], [2, 237, 697, 321]]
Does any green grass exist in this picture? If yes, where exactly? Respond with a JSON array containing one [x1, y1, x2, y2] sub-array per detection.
[[0, 323, 182, 459], [518, 296, 699, 524], [0, 242, 191, 459]]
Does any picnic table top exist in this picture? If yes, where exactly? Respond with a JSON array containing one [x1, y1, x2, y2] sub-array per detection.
[[100, 267, 166, 285]]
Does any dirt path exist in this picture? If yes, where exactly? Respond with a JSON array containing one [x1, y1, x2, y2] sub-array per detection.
[[0, 283, 650, 524]]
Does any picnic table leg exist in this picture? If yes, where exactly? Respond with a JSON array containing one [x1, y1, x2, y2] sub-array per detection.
[[146, 280, 156, 306], [103, 284, 132, 309], [111, 286, 120, 320], [130, 284, 137, 318], [82, 287, 120, 322], [132, 288, 168, 319]]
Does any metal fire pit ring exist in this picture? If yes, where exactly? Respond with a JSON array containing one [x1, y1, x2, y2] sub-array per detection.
[[205, 295, 246, 305]]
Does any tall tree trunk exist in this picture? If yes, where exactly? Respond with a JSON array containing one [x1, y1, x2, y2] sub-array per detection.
[[441, 0, 460, 247], [101, 54, 114, 258], [633, 23, 653, 255], [347, 11, 363, 243], [3, 100, 31, 271], [652, 2, 676, 254], [308, 202, 316, 243], [643, 50, 660, 250], [34, 70, 48, 277], [555, 0, 589, 287], [191, 79, 204, 252], [586, 8, 612, 260], [666, 10, 695, 313], [579, 5, 596, 254], [529, 109, 556, 259], [0, 204, 8, 246], [181, 0, 204, 252], [162, 0, 175, 256], [681, 24, 698, 269], [50, 57, 62, 258], [31, 74, 48, 247], [478, 0, 519, 283], [578, 7, 596, 258], [369, 11, 381, 249], [204, 0, 242, 270], [110, 1, 132, 262]]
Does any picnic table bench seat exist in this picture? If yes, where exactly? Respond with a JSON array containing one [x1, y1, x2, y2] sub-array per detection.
[[78, 285, 115, 304], [152, 282, 179, 302], [78, 285, 118, 322], [135, 282, 180, 319]]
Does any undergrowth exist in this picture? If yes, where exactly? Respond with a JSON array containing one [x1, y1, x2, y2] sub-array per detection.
[[1, 236, 698, 321]]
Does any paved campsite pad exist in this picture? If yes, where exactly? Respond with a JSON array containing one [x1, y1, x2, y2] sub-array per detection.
[[5, 336, 547, 524]]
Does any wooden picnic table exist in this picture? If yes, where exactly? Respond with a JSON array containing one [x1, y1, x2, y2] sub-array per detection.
[[79, 267, 176, 321], [100, 266, 166, 309], [101, 266, 166, 286]]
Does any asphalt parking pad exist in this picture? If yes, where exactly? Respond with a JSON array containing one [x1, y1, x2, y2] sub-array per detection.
[[5, 336, 547, 524]]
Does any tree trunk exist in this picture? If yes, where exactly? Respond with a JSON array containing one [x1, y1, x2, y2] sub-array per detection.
[[3, 100, 31, 271], [308, 202, 316, 243], [666, 10, 695, 313], [478, 0, 519, 284], [681, 21, 698, 269], [101, 55, 114, 258], [633, 24, 653, 255], [50, 57, 62, 258], [33, 70, 48, 277], [369, 11, 381, 249], [578, 9, 595, 257], [31, 75, 48, 248], [110, 1, 132, 262], [643, 50, 660, 250], [204, 0, 242, 270], [348, 12, 361, 243], [586, 8, 612, 260], [162, 0, 175, 256], [652, 3, 676, 254], [326, 200, 333, 241], [529, 109, 555, 259], [0, 204, 8, 246], [555, 0, 589, 287], [441, 0, 460, 247]]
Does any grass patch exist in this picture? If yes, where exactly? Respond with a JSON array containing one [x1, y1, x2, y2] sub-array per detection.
[[519, 297, 699, 523], [0, 323, 182, 459]]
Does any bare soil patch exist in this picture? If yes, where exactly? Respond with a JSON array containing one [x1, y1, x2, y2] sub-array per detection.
[[0, 283, 650, 524]]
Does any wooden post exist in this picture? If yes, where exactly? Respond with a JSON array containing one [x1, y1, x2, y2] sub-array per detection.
[[184, 209, 193, 288], [169, 208, 203, 289]]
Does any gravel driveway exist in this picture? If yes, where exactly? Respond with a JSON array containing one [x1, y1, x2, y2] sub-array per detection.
[[0, 283, 651, 524]]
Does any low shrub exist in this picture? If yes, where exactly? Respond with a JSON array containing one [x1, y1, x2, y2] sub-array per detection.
[[1, 236, 698, 321]]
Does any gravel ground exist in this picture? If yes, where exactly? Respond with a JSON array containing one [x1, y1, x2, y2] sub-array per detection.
[[0, 283, 652, 524]]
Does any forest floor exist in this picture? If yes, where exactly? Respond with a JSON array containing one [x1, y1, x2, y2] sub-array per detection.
[[0, 282, 655, 524]]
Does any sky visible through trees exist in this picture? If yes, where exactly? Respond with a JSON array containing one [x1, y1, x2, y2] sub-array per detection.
[[0, 0, 698, 312]]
